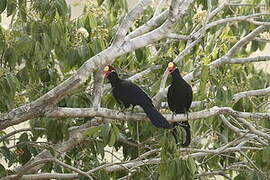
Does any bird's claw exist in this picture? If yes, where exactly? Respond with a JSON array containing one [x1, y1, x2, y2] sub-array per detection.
[[117, 110, 126, 115]]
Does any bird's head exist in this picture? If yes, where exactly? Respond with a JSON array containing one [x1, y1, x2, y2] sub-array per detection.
[[103, 65, 116, 78], [167, 62, 177, 73]]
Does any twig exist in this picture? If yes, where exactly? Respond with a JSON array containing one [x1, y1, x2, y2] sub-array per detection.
[[233, 86, 270, 102], [0, 128, 45, 142], [15, 158, 92, 179]]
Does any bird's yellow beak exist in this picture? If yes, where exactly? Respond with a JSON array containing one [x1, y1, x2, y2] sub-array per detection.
[[103, 66, 110, 77], [167, 62, 176, 73]]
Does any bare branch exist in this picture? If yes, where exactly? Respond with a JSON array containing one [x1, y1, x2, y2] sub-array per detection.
[[228, 3, 266, 7], [13, 158, 93, 180], [226, 25, 265, 57], [236, 117, 270, 141], [45, 106, 270, 122], [0, 128, 45, 142], [126, 0, 194, 41], [126, 10, 169, 40], [112, 0, 152, 45], [153, 0, 168, 17], [1, 173, 78, 180], [92, 70, 104, 108], [240, 151, 266, 178], [105, 158, 161, 172], [220, 115, 268, 146], [205, 13, 270, 31], [233, 86, 270, 102], [230, 56, 270, 64], [165, 33, 191, 40]]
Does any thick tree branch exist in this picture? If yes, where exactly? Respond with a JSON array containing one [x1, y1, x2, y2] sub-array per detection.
[[126, 10, 169, 40], [92, 70, 104, 107], [165, 33, 192, 40], [45, 106, 270, 122], [153, 0, 167, 17], [230, 56, 270, 64], [112, 0, 152, 45]]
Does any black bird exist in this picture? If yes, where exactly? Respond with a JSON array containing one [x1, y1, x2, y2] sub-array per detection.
[[167, 62, 193, 147], [103, 65, 171, 129]]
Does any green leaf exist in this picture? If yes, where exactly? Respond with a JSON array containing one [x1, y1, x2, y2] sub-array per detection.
[[15, 36, 32, 55], [101, 124, 111, 145], [0, 163, 6, 176], [97, 0, 105, 6], [78, 45, 90, 61], [84, 126, 101, 137], [56, 0, 68, 18], [18, 0, 27, 21], [0, 28, 5, 49], [108, 124, 119, 146], [87, 13, 97, 29], [0, 146, 16, 167], [186, 157, 197, 175], [17, 133, 32, 165], [96, 141, 105, 159], [266, 0, 270, 11], [5, 74, 19, 94], [198, 65, 209, 99], [4, 47, 17, 69], [0, 0, 7, 14], [6, 0, 16, 17]]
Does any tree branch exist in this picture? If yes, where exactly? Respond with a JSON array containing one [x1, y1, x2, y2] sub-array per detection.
[[226, 25, 265, 57], [13, 158, 93, 180], [45, 106, 270, 122], [112, 0, 152, 45], [0, 128, 45, 142], [233, 86, 270, 102]]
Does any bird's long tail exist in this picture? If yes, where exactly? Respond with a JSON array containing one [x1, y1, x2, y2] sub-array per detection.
[[172, 121, 191, 147], [140, 104, 171, 129]]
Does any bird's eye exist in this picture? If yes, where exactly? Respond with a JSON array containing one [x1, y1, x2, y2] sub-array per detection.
[[104, 66, 109, 72], [168, 62, 174, 68]]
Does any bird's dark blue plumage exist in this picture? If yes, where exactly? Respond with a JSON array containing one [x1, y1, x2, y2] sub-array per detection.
[[105, 67, 171, 129], [167, 62, 193, 147]]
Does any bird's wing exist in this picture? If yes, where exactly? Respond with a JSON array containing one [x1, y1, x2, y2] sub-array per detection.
[[187, 85, 193, 110], [167, 85, 177, 112], [114, 80, 152, 105]]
